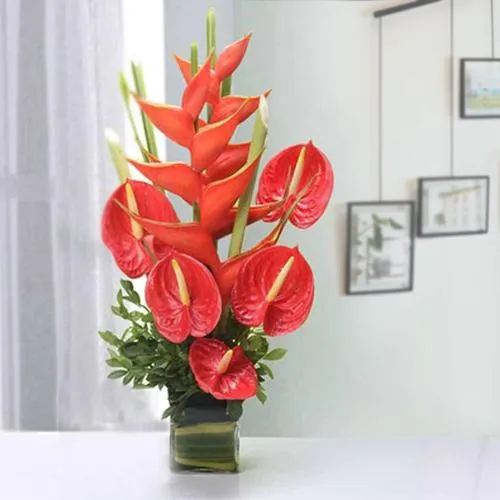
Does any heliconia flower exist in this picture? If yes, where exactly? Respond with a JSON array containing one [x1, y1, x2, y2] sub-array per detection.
[[214, 34, 252, 82], [210, 91, 271, 124], [189, 338, 258, 400], [199, 153, 262, 231], [203, 142, 251, 183], [211, 200, 283, 240], [127, 158, 202, 205], [128, 153, 262, 236], [181, 52, 213, 120], [135, 96, 195, 148], [231, 246, 314, 336], [146, 250, 221, 343], [101, 180, 178, 278], [190, 100, 248, 171], [173, 54, 192, 83], [114, 200, 221, 270], [256, 141, 334, 229]]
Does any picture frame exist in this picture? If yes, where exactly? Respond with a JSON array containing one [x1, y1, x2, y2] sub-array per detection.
[[417, 176, 489, 237], [346, 201, 415, 295], [460, 58, 500, 119]]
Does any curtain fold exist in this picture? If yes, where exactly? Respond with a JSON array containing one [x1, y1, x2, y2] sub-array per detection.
[[0, 0, 161, 430]]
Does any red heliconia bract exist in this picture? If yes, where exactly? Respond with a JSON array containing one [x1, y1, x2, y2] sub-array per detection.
[[189, 338, 258, 400], [256, 142, 334, 229], [146, 249, 222, 344], [231, 245, 314, 336], [101, 180, 178, 278]]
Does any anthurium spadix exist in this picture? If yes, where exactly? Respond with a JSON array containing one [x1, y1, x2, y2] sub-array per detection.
[[146, 250, 222, 343], [256, 141, 334, 229], [189, 338, 258, 400], [102, 180, 178, 278], [231, 246, 314, 336]]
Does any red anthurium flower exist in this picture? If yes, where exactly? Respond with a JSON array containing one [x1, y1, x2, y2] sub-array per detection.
[[146, 250, 221, 343], [114, 200, 221, 270], [210, 91, 271, 124], [189, 338, 258, 400], [127, 158, 202, 205], [231, 246, 314, 336], [214, 34, 252, 82], [256, 141, 334, 229], [102, 180, 178, 278], [203, 142, 251, 183]]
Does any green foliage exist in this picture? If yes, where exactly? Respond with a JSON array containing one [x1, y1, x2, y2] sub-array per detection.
[[99, 281, 199, 419], [99, 282, 290, 418]]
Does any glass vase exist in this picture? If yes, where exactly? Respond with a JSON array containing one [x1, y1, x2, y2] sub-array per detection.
[[170, 394, 240, 473]]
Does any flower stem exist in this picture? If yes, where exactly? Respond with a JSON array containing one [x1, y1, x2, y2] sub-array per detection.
[[227, 97, 269, 258], [206, 8, 216, 122], [131, 61, 159, 159]]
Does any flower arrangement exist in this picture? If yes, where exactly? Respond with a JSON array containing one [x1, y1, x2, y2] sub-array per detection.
[[99, 9, 333, 472]]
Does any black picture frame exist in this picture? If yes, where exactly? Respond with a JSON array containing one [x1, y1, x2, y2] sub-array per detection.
[[417, 176, 490, 238], [346, 201, 415, 296], [460, 58, 500, 119]]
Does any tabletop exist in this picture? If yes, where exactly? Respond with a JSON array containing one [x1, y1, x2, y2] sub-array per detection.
[[0, 433, 498, 499]]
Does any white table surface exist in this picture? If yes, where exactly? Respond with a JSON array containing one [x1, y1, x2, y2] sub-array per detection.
[[0, 433, 498, 500]]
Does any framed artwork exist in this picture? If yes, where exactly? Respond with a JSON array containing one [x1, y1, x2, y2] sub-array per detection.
[[346, 201, 415, 295], [417, 176, 489, 237], [460, 58, 500, 118]]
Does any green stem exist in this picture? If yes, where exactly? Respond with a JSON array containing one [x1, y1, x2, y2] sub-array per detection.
[[192, 202, 201, 223], [227, 97, 269, 258], [131, 62, 159, 159], [190, 42, 200, 134], [118, 73, 149, 163], [221, 75, 232, 97], [206, 8, 216, 121]]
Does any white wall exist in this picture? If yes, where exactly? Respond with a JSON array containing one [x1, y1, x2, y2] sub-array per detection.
[[236, 0, 500, 437]]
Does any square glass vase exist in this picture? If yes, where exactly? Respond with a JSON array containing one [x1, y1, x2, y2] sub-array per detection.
[[170, 394, 240, 473]]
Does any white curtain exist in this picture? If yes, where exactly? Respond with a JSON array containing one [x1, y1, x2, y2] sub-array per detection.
[[0, 0, 161, 430]]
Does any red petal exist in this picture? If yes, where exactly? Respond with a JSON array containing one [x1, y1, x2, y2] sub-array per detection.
[[211, 200, 283, 239], [115, 200, 220, 270], [181, 54, 212, 120], [190, 101, 247, 171], [189, 339, 258, 400], [146, 250, 221, 343], [134, 96, 195, 147], [174, 54, 192, 83], [199, 153, 261, 231], [207, 73, 221, 106], [231, 246, 314, 336], [101, 181, 178, 277], [128, 158, 202, 204], [256, 142, 334, 228], [210, 91, 271, 124], [203, 142, 251, 183], [215, 34, 252, 81]]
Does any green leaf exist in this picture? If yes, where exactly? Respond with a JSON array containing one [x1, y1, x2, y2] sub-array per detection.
[[161, 406, 175, 420], [264, 348, 287, 361], [226, 401, 243, 421], [371, 224, 383, 251], [99, 330, 122, 348], [388, 218, 404, 230], [120, 279, 134, 294], [108, 370, 127, 379], [256, 387, 267, 404], [106, 358, 124, 368], [259, 363, 275, 380], [123, 373, 134, 386]]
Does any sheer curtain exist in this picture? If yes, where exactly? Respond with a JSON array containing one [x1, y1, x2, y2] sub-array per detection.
[[0, 0, 160, 430]]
